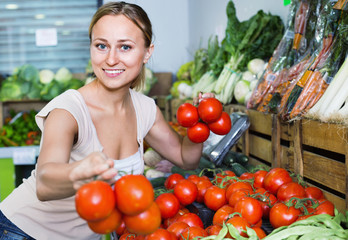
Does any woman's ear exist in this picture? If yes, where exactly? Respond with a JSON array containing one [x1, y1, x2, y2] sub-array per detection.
[[143, 44, 154, 64]]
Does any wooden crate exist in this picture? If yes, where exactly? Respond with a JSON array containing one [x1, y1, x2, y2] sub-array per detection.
[[226, 104, 348, 213]]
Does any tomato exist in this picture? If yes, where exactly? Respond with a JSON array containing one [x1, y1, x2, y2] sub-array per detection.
[[176, 103, 199, 128], [225, 216, 250, 238], [197, 98, 223, 123], [187, 174, 201, 185], [254, 188, 277, 219], [164, 173, 185, 190], [263, 168, 293, 195], [176, 213, 204, 228], [213, 170, 236, 185], [173, 179, 198, 206], [119, 233, 136, 240], [181, 226, 208, 240], [225, 181, 253, 200], [208, 112, 231, 135], [187, 122, 210, 143], [155, 192, 180, 219], [269, 202, 301, 228], [314, 199, 334, 216], [234, 196, 263, 225], [253, 170, 268, 189], [87, 208, 122, 234], [196, 179, 213, 203], [144, 228, 173, 240], [115, 174, 154, 216], [166, 221, 189, 239], [163, 209, 187, 228], [239, 172, 254, 180], [305, 186, 324, 200], [123, 202, 161, 235], [205, 224, 222, 236], [251, 227, 266, 239], [75, 180, 115, 221], [228, 188, 251, 208], [212, 204, 234, 226], [116, 220, 126, 235], [277, 182, 306, 202], [204, 185, 227, 211]]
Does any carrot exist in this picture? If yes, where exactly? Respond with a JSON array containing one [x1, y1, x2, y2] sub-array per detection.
[[293, 1, 309, 50]]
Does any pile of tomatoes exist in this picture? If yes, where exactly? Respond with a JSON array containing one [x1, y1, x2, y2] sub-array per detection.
[[75, 174, 161, 235], [75, 166, 336, 239], [176, 98, 232, 143]]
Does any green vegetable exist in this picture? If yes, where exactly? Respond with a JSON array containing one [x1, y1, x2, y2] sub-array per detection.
[[39, 69, 55, 84], [40, 80, 64, 100], [149, 177, 167, 189], [198, 156, 215, 169], [176, 61, 194, 82], [170, 80, 191, 98], [191, 71, 217, 98], [229, 162, 248, 177], [247, 58, 266, 75], [54, 67, 73, 82], [170, 165, 200, 177], [234, 79, 251, 104]]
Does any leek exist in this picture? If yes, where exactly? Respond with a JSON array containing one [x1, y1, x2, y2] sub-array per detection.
[[191, 71, 216, 98]]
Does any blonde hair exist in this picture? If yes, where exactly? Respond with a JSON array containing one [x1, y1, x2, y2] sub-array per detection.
[[89, 1, 153, 90]]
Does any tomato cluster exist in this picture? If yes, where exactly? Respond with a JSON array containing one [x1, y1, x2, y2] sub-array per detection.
[[176, 98, 232, 143], [75, 174, 161, 235]]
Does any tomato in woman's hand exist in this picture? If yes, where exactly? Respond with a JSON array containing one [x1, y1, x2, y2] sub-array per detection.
[[87, 208, 122, 234], [114, 174, 154, 216], [277, 182, 306, 202], [173, 179, 198, 206], [204, 185, 227, 211], [176, 103, 199, 128], [155, 192, 180, 219], [305, 186, 324, 200], [176, 212, 204, 228], [187, 122, 210, 143], [269, 202, 301, 228], [197, 98, 223, 124], [123, 202, 161, 235], [181, 226, 208, 240], [263, 168, 293, 195], [208, 111, 231, 135], [164, 173, 185, 190], [75, 180, 115, 221], [234, 196, 263, 225]]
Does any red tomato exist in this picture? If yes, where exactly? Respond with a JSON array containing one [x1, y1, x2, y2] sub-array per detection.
[[75, 180, 115, 221], [116, 220, 126, 235], [181, 226, 208, 240], [225, 216, 250, 238], [234, 197, 263, 225], [225, 181, 253, 200], [263, 168, 293, 195], [305, 186, 324, 200], [144, 228, 173, 240], [115, 174, 154, 216], [197, 98, 223, 123], [164, 173, 185, 190], [123, 202, 161, 235], [176, 213, 204, 228], [239, 172, 254, 180], [187, 174, 201, 185], [251, 227, 266, 239], [254, 188, 277, 219], [253, 170, 268, 189], [119, 233, 136, 240], [277, 182, 306, 202], [269, 202, 301, 228], [208, 112, 232, 135], [212, 204, 234, 226], [167, 221, 189, 239], [173, 179, 198, 206], [204, 185, 227, 211], [155, 193, 180, 219], [87, 208, 122, 234], [187, 122, 210, 143], [228, 188, 251, 208], [176, 103, 199, 128], [196, 179, 213, 203], [205, 224, 222, 236], [314, 199, 335, 216]]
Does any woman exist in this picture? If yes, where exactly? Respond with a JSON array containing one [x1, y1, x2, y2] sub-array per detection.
[[0, 2, 212, 239]]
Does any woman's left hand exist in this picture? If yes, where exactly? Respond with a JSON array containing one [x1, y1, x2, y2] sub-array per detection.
[[193, 92, 216, 106]]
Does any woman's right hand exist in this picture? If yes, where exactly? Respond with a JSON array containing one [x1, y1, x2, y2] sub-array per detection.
[[69, 152, 117, 190]]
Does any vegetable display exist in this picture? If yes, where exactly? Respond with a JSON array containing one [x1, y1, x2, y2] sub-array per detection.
[[176, 98, 231, 143]]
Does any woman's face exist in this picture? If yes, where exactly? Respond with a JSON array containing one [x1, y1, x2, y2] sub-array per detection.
[[90, 14, 153, 90]]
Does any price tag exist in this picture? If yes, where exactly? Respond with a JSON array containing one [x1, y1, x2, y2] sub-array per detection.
[[13, 148, 36, 165]]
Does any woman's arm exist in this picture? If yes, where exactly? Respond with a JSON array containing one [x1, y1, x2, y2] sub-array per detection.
[[36, 109, 117, 201]]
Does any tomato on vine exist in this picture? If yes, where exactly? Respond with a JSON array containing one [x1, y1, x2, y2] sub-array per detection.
[[208, 111, 232, 135], [173, 179, 198, 206], [87, 208, 122, 234], [187, 122, 210, 143], [234, 196, 263, 225], [204, 185, 227, 211], [176, 103, 199, 128], [155, 192, 180, 219], [197, 98, 223, 124]]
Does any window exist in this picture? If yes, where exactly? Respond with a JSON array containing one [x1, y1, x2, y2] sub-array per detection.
[[0, 1, 98, 76]]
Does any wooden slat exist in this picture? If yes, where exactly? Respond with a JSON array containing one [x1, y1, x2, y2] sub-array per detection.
[[272, 114, 281, 167], [249, 134, 272, 164], [293, 120, 304, 176], [247, 110, 273, 135]]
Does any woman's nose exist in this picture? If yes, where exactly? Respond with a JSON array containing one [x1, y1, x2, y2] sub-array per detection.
[[106, 49, 119, 66]]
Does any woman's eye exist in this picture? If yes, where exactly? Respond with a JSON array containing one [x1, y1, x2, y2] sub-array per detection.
[[96, 44, 107, 50], [121, 45, 131, 51]]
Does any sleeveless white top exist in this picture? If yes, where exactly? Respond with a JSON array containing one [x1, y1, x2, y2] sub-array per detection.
[[0, 89, 157, 240]]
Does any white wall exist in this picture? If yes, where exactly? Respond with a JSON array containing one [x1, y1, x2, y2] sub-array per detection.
[[103, 0, 290, 75]]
